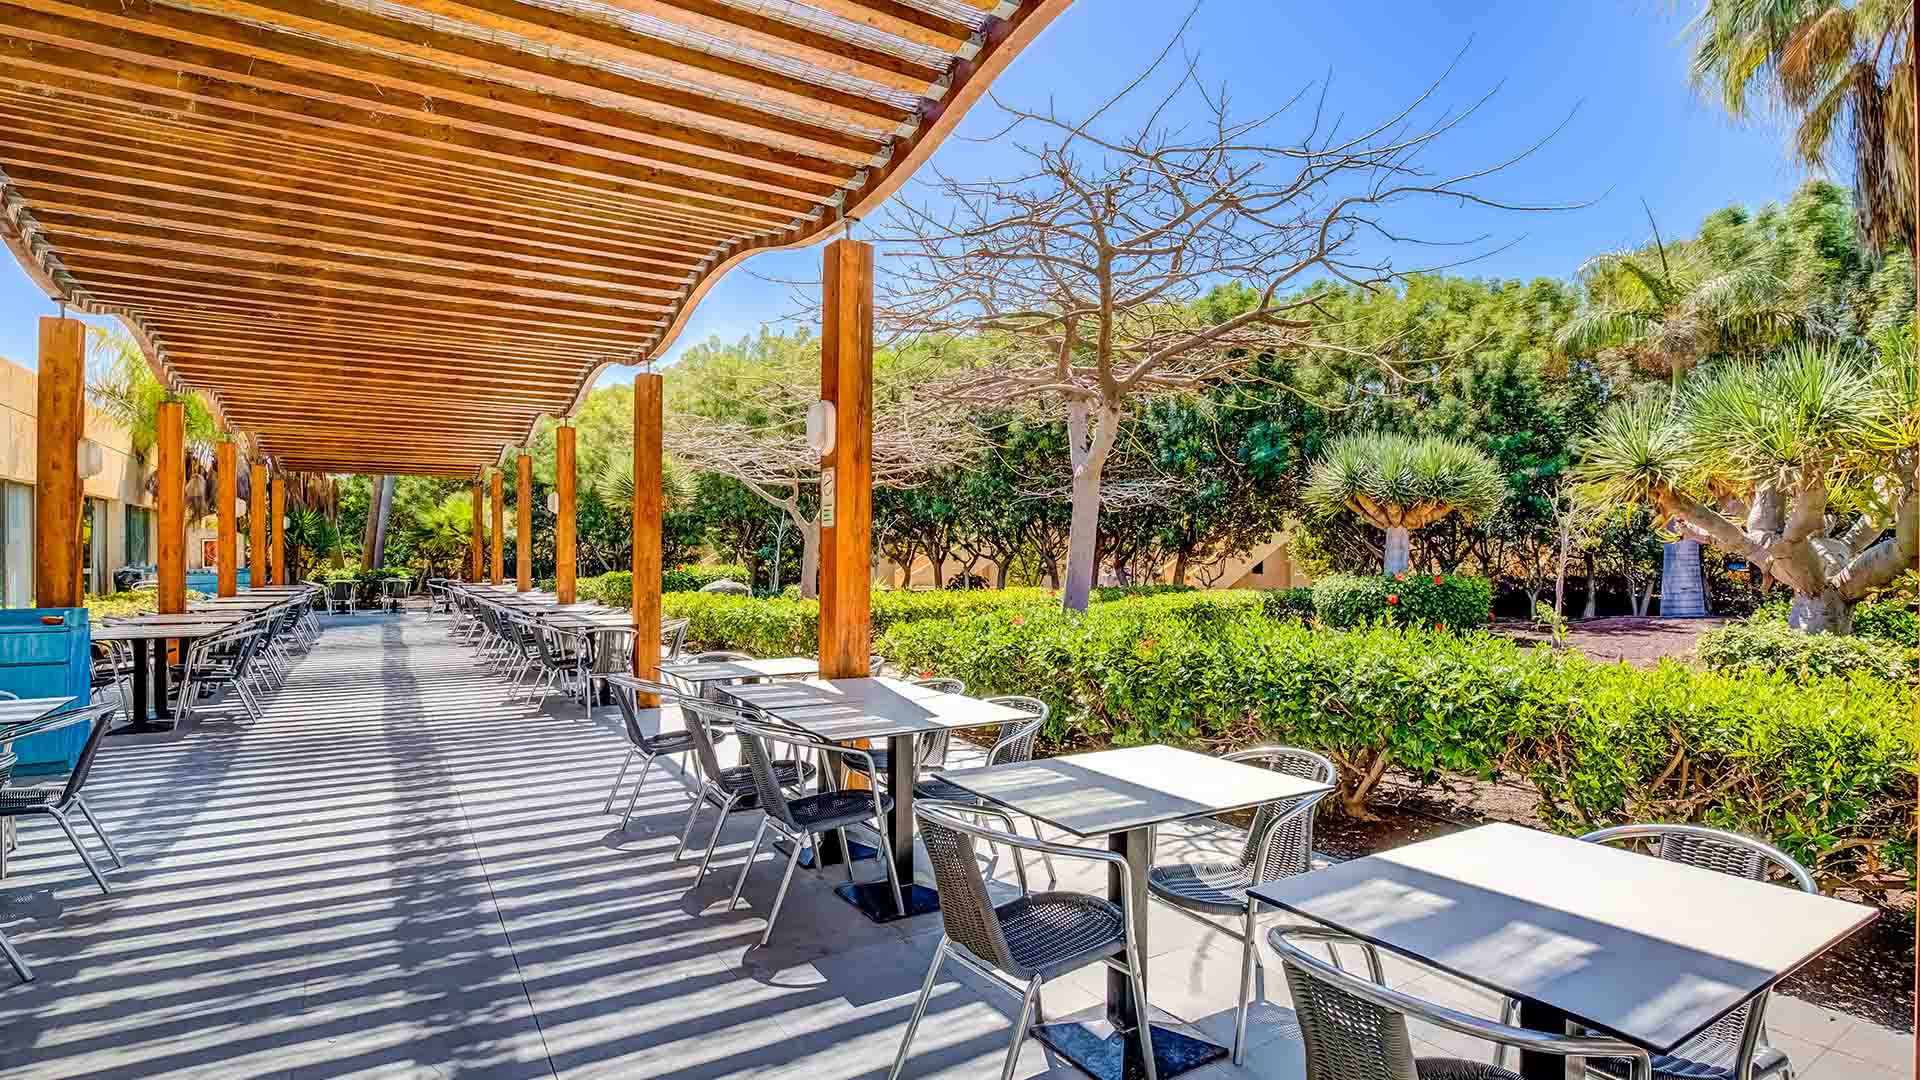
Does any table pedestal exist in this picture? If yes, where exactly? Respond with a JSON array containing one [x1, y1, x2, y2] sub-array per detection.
[[110, 638, 176, 736], [1517, 1001, 1585, 1080], [1033, 826, 1225, 1080]]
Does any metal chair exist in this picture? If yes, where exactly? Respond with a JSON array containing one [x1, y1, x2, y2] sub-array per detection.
[[1145, 744, 1335, 1064], [0, 703, 125, 896], [580, 626, 635, 721], [913, 698, 1057, 885], [381, 577, 409, 612], [603, 674, 701, 828], [845, 675, 968, 783], [1493, 825, 1815, 1080], [674, 695, 816, 886], [724, 717, 906, 944], [889, 803, 1159, 1080], [175, 620, 269, 724], [1270, 925, 1651, 1080], [660, 617, 689, 663], [326, 579, 356, 615]]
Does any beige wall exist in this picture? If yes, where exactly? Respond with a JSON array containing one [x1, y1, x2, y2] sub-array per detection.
[[0, 353, 156, 584]]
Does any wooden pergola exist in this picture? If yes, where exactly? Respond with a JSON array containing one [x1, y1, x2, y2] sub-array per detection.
[[1, 0, 1067, 673]]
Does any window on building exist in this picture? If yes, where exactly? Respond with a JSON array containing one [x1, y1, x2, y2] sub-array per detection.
[[1251, 560, 1264, 576], [126, 506, 153, 568], [0, 482, 31, 608]]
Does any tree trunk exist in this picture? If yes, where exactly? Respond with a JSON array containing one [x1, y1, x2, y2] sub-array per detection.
[[1383, 527, 1412, 575], [1172, 550, 1189, 587], [1635, 579, 1654, 617], [1659, 539, 1708, 616], [1061, 402, 1119, 612], [798, 517, 820, 600], [927, 557, 944, 590], [1581, 553, 1598, 620], [1553, 535, 1570, 616], [994, 560, 1011, 588], [1789, 588, 1853, 634], [369, 475, 395, 570]]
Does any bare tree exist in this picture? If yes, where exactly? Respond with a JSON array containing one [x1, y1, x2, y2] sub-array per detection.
[[664, 384, 979, 598], [873, 38, 1566, 609]]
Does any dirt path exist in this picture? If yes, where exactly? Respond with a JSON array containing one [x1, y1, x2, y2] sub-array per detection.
[[1492, 615, 1728, 667]]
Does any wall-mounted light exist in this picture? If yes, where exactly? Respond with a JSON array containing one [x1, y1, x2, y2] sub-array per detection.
[[806, 400, 836, 457], [545, 491, 559, 514], [76, 438, 105, 480]]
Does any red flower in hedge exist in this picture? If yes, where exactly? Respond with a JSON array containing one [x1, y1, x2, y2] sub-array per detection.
[[1140, 637, 1158, 651], [1434, 622, 1446, 632], [1386, 594, 1400, 606], [918, 670, 932, 679], [1011, 615, 1026, 626], [1394, 572, 1406, 582], [1433, 574, 1444, 586]]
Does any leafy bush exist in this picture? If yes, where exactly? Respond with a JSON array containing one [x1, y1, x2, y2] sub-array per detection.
[[1260, 587, 1316, 622], [1312, 573, 1492, 630], [878, 603, 1916, 901], [1696, 619, 1912, 682], [1852, 599, 1918, 647], [86, 588, 208, 620], [664, 564, 751, 593]]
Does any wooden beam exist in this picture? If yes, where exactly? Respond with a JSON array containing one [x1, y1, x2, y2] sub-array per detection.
[[157, 399, 186, 613], [32, 316, 83, 608], [249, 458, 267, 584], [517, 453, 533, 592], [631, 372, 662, 699], [469, 481, 485, 582], [270, 475, 286, 584], [555, 424, 577, 603], [216, 439, 237, 596], [817, 238, 872, 679], [490, 470, 505, 585]]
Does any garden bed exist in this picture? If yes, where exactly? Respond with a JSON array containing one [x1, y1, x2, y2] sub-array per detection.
[[1489, 615, 1728, 667]]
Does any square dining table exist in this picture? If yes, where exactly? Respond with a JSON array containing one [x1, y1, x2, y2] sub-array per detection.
[[718, 676, 1038, 921], [94, 619, 244, 734], [937, 744, 1333, 1080], [1250, 823, 1878, 1080], [659, 656, 819, 697]]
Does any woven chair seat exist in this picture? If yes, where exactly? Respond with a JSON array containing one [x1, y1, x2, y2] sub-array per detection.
[[638, 730, 697, 756], [1415, 1060, 1523, 1080], [911, 774, 982, 805], [1147, 860, 1255, 915], [708, 760, 817, 808], [783, 789, 892, 833], [1591, 1041, 1787, 1080], [843, 748, 892, 776], [0, 786, 58, 812], [994, 892, 1128, 979]]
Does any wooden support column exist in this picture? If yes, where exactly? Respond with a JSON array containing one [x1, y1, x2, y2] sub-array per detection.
[[556, 424, 577, 604], [516, 453, 533, 591], [33, 317, 84, 608], [818, 238, 873, 678], [157, 401, 186, 614], [250, 460, 268, 587], [215, 440, 237, 597], [631, 373, 663, 697], [270, 476, 286, 585], [469, 482, 485, 582], [490, 471, 505, 585]]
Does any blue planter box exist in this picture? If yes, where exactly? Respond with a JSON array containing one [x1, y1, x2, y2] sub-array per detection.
[[0, 608, 91, 774]]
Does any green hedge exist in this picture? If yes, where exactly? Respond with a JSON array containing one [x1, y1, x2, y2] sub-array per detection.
[[1260, 587, 1316, 622], [877, 595, 1915, 901], [1312, 573, 1492, 629], [665, 564, 751, 592], [1696, 619, 1913, 682], [1854, 598, 1918, 647], [652, 586, 1075, 656]]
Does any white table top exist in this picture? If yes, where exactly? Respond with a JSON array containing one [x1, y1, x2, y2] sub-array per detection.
[[720, 676, 1035, 742], [1249, 823, 1878, 1054], [938, 745, 1332, 837], [94, 622, 236, 640], [661, 657, 819, 683]]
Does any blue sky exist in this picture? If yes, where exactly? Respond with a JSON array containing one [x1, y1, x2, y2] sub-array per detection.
[[0, 1, 1808, 383]]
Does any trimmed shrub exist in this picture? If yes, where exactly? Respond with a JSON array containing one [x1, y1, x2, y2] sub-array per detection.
[[878, 602, 1916, 901], [1260, 587, 1316, 622], [1853, 598, 1918, 647], [1696, 619, 1912, 682], [1312, 573, 1492, 630]]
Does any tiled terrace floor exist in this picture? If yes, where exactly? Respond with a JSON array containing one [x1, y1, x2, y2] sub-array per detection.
[[0, 614, 1908, 1079]]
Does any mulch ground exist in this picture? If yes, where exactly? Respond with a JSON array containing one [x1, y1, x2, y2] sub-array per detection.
[[1490, 614, 1729, 667]]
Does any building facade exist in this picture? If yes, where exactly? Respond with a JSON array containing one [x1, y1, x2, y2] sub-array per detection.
[[0, 354, 157, 603]]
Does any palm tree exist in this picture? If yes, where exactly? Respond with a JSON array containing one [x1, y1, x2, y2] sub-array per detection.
[[85, 327, 225, 519], [1687, 0, 1915, 252], [1304, 432, 1506, 575]]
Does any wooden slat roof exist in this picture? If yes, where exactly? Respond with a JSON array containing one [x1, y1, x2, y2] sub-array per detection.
[[0, 0, 1067, 475]]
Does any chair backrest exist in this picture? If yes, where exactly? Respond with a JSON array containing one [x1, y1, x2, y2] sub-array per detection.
[[677, 695, 750, 784], [660, 618, 689, 661], [11, 703, 124, 810], [329, 580, 353, 601], [914, 804, 1019, 973], [1580, 823, 1815, 1055], [910, 677, 966, 766], [1228, 745, 1336, 882], [730, 718, 810, 832], [982, 697, 1048, 766], [607, 674, 681, 753]]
